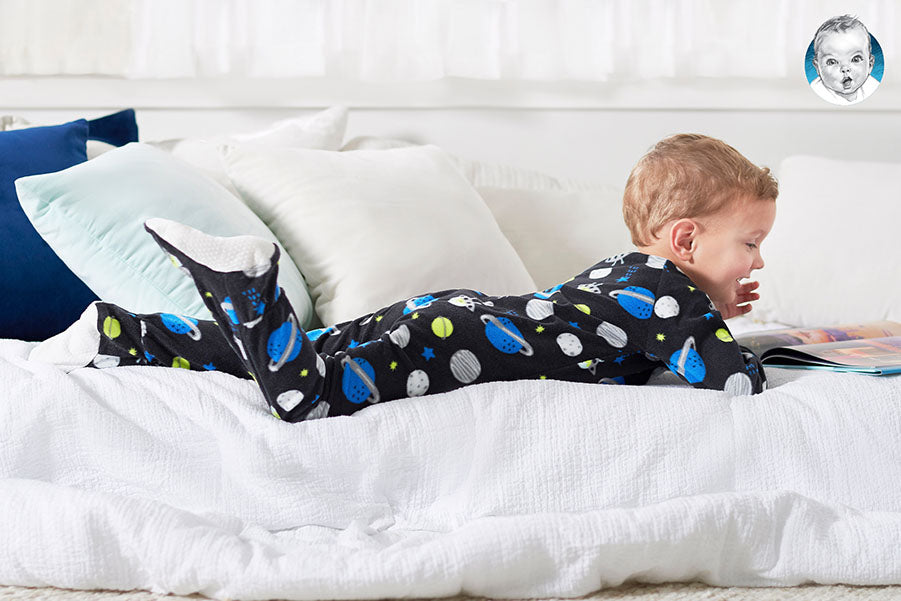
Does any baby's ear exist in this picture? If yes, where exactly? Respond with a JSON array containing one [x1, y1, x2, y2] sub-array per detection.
[[669, 219, 697, 259]]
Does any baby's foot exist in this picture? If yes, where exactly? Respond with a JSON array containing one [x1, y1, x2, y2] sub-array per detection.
[[144, 218, 276, 278], [29, 302, 101, 371], [144, 218, 281, 327]]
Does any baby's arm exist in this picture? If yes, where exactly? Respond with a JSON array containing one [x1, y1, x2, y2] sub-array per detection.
[[641, 267, 766, 394]]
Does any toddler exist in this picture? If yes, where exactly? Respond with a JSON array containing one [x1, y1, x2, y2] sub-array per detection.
[[33, 134, 777, 421], [810, 15, 878, 105]]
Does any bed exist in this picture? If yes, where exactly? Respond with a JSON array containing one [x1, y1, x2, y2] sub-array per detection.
[[1, 105, 900, 600]]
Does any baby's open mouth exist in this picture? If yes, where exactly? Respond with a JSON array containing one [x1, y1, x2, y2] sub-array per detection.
[[842, 76, 854, 89]]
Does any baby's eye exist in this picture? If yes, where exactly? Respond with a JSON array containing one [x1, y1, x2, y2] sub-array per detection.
[[852, 55, 863, 63], [826, 58, 837, 66], [746, 243, 758, 250]]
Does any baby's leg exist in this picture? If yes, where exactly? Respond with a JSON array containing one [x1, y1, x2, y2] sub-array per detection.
[[105, 304, 251, 375], [143, 218, 333, 422], [30, 301, 250, 377], [142, 219, 490, 421], [307, 304, 409, 355]]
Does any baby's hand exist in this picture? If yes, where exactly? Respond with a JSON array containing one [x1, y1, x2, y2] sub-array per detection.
[[719, 280, 761, 320]]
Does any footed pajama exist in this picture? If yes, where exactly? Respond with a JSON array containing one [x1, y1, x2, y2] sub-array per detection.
[[63, 221, 767, 423]]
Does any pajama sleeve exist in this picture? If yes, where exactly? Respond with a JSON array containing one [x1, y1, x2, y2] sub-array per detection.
[[639, 266, 767, 395]]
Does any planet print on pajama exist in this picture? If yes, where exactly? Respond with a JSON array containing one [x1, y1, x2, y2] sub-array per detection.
[[431, 317, 453, 339], [93, 355, 121, 368], [277, 389, 305, 412], [102, 316, 121, 339], [481, 314, 534, 356], [556, 333, 583, 357], [609, 287, 656, 319], [534, 284, 563, 299], [525, 298, 554, 320], [449, 349, 481, 384], [653, 296, 680, 319], [715, 328, 734, 342], [389, 325, 411, 348], [596, 322, 628, 348], [341, 356, 379, 404], [667, 336, 706, 384], [220, 297, 239, 325], [160, 313, 202, 340], [266, 314, 301, 372], [304, 400, 331, 420], [724, 372, 753, 395], [406, 369, 430, 396], [273, 392, 331, 420], [307, 325, 339, 341]]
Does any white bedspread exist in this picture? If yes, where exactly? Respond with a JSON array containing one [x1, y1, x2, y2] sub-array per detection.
[[1, 336, 900, 600]]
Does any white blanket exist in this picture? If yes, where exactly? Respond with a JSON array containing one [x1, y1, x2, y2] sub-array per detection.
[[1, 336, 900, 599]]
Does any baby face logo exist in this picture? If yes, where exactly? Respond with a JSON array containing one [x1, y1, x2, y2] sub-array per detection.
[[806, 15, 883, 106]]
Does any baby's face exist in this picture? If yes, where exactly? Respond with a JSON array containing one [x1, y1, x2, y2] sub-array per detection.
[[814, 27, 874, 97], [682, 198, 776, 313]]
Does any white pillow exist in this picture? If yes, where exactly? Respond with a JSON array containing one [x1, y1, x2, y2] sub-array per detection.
[[341, 135, 632, 290], [223, 144, 537, 325], [479, 187, 632, 291], [342, 135, 595, 191], [754, 155, 901, 327], [149, 106, 348, 195], [0, 115, 31, 131]]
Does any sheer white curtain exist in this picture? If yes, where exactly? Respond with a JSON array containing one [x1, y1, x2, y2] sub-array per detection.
[[0, 0, 896, 80]]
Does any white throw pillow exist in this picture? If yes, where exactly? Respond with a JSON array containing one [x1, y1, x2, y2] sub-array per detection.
[[754, 155, 901, 327], [223, 144, 537, 325], [342, 135, 595, 191], [0, 115, 31, 131], [479, 187, 632, 291], [342, 135, 632, 290], [149, 106, 348, 195]]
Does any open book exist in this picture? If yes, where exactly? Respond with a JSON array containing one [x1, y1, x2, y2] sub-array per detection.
[[736, 321, 901, 375]]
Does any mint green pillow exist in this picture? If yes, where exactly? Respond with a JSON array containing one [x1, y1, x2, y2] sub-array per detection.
[[16, 143, 316, 328]]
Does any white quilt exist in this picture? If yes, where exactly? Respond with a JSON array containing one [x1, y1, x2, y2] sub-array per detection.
[[1, 336, 901, 600]]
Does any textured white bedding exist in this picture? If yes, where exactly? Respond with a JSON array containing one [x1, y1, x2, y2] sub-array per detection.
[[1, 331, 900, 599]]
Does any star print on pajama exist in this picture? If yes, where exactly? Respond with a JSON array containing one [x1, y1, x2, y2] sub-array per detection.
[[85, 220, 766, 423]]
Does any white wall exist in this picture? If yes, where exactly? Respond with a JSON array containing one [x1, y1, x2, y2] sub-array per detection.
[[346, 108, 901, 186], [9, 106, 900, 189], [4, 77, 900, 187]]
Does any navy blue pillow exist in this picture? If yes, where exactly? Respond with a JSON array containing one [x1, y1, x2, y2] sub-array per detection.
[[0, 120, 98, 341], [87, 109, 139, 146], [0, 109, 138, 341]]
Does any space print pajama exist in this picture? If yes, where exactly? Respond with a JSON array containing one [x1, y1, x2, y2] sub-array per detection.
[[89, 226, 766, 423]]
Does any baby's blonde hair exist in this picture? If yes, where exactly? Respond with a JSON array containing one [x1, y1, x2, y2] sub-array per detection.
[[622, 134, 778, 247]]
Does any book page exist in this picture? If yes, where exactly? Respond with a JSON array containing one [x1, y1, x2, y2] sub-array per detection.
[[776, 336, 901, 368], [736, 321, 901, 357]]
